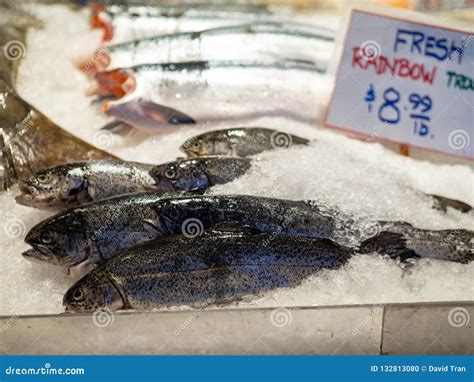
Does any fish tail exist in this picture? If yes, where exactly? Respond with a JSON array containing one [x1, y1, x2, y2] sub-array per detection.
[[359, 231, 419, 262]]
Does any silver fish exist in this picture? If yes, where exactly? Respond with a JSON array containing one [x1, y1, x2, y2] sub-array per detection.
[[81, 23, 334, 76], [95, 60, 325, 133], [91, 3, 334, 44], [63, 230, 351, 312]]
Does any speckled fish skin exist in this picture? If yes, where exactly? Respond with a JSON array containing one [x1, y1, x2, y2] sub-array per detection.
[[181, 127, 309, 157], [15, 160, 156, 211], [360, 222, 474, 264], [24, 194, 336, 268], [149, 156, 251, 191], [63, 230, 351, 312], [98, 60, 324, 132], [88, 23, 334, 75]]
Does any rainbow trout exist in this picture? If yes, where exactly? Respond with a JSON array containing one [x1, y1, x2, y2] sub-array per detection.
[[180, 127, 309, 157], [63, 230, 351, 312], [24, 194, 336, 270], [15, 160, 156, 211]]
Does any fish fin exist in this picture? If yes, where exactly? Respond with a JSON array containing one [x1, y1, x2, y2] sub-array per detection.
[[359, 231, 419, 262], [140, 102, 196, 125], [143, 219, 163, 237], [100, 121, 134, 136], [430, 194, 472, 213], [69, 258, 94, 278]]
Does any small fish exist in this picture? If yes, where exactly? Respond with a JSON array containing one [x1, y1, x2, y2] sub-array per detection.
[[81, 23, 334, 76], [63, 230, 351, 312], [95, 60, 325, 133], [90, 3, 333, 44], [148, 156, 251, 191], [15, 160, 156, 211], [180, 127, 309, 157], [0, 81, 116, 191], [24, 194, 336, 270], [360, 222, 474, 264]]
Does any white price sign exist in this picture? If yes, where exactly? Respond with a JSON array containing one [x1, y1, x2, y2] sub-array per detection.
[[324, 9, 473, 160]]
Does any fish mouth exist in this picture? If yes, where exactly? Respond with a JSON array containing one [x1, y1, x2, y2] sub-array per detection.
[[15, 191, 66, 211], [22, 245, 56, 264], [93, 69, 136, 100]]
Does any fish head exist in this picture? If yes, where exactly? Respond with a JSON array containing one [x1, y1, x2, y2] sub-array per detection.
[[149, 160, 209, 191], [24, 211, 91, 268], [16, 165, 88, 210], [63, 274, 125, 313], [180, 135, 213, 157]]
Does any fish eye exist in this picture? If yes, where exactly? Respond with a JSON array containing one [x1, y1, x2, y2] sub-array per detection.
[[41, 232, 53, 244], [37, 174, 50, 184], [73, 288, 85, 302], [164, 167, 177, 179]]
